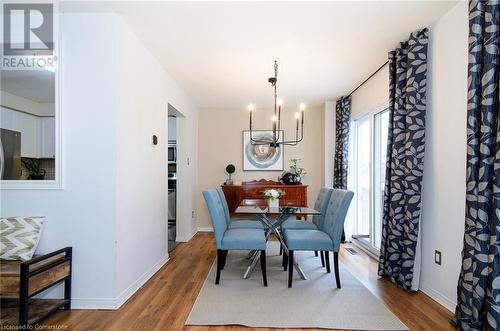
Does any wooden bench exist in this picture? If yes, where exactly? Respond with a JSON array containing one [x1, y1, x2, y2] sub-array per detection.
[[0, 247, 72, 328]]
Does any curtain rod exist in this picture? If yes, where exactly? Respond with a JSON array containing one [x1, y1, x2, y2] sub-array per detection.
[[346, 28, 427, 98], [347, 61, 388, 98]]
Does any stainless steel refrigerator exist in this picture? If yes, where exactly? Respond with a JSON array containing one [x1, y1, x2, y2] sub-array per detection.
[[0, 128, 22, 180]]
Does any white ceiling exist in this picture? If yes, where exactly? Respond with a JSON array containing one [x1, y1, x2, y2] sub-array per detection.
[[70, 1, 457, 110], [1, 70, 55, 103]]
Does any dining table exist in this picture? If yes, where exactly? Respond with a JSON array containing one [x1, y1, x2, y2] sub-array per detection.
[[234, 199, 320, 280]]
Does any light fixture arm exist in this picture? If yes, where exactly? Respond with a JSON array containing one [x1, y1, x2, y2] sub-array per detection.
[[248, 60, 304, 147]]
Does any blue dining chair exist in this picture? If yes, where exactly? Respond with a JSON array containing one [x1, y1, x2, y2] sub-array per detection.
[[280, 187, 333, 267], [283, 189, 354, 288], [203, 189, 268, 286], [281, 187, 334, 231], [216, 188, 264, 229]]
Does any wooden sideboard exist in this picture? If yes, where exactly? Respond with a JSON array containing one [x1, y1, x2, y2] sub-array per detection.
[[221, 179, 308, 216]]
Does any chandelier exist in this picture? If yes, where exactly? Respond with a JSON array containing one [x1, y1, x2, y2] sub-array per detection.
[[248, 61, 305, 147]]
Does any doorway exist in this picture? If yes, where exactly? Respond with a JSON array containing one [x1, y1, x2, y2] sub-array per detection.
[[167, 103, 186, 253], [167, 112, 177, 252]]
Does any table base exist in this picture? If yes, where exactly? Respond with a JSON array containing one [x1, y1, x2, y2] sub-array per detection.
[[243, 213, 307, 280]]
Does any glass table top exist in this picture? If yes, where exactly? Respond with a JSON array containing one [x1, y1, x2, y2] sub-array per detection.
[[235, 199, 320, 215]]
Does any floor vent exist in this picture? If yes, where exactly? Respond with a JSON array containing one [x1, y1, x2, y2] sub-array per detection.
[[345, 247, 359, 255]]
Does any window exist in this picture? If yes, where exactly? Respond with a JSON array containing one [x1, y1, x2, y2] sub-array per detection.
[[373, 109, 389, 249], [349, 107, 389, 254]]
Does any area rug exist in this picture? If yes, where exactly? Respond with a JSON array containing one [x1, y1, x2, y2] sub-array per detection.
[[186, 242, 408, 330]]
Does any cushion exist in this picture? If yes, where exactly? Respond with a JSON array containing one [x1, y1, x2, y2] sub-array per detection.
[[0, 217, 45, 261], [229, 219, 265, 229], [284, 229, 334, 251], [281, 219, 318, 230], [221, 228, 266, 250]]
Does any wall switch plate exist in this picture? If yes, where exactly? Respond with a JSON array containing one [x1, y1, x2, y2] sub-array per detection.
[[435, 250, 442, 265]]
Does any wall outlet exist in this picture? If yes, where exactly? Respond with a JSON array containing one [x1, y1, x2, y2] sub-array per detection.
[[434, 250, 442, 265], [192, 210, 195, 218]]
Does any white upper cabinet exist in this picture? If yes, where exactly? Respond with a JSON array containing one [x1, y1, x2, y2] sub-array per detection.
[[40, 117, 56, 158], [0, 107, 55, 158], [1, 107, 40, 157], [168, 116, 176, 142]]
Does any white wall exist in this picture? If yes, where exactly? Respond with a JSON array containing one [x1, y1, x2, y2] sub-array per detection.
[[1, 90, 55, 117], [419, 1, 468, 311], [0, 12, 199, 309], [1, 13, 119, 306], [323, 101, 335, 187], [350, 64, 389, 120], [113, 15, 199, 301]]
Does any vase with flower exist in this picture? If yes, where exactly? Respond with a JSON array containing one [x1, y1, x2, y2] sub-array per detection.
[[262, 188, 285, 209]]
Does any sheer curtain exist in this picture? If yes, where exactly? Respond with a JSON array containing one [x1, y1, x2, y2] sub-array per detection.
[[344, 121, 356, 242]]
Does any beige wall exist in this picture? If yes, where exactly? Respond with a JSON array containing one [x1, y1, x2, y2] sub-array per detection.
[[350, 64, 389, 119], [419, 1, 468, 311], [197, 106, 324, 229]]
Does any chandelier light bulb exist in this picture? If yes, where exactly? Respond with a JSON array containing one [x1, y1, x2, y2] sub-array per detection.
[[247, 61, 304, 146]]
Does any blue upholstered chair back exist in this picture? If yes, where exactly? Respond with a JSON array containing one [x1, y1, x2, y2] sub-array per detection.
[[203, 189, 228, 249], [321, 189, 354, 252], [216, 188, 231, 225], [312, 187, 334, 228]]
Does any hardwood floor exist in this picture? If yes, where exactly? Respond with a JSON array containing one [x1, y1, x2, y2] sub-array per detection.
[[42, 233, 454, 331]]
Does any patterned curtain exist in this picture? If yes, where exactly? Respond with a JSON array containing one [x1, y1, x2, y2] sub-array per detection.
[[378, 28, 428, 292], [333, 96, 351, 190], [454, 2, 500, 329]]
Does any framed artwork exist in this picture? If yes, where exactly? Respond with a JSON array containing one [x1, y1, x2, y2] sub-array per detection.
[[242, 130, 284, 171]]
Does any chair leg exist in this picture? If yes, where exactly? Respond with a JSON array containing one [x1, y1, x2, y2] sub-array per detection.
[[288, 250, 294, 288], [320, 251, 325, 267], [260, 250, 268, 287], [314, 251, 318, 257], [334, 252, 341, 288], [325, 251, 331, 273], [216, 249, 225, 285], [221, 250, 228, 270], [283, 250, 288, 271], [279, 244, 283, 256]]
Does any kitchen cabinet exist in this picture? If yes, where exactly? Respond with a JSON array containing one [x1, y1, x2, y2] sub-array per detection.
[[40, 117, 55, 158], [0, 107, 39, 157], [0, 107, 55, 158], [168, 116, 176, 142]]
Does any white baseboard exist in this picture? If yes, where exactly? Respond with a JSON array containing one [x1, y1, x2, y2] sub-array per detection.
[[419, 283, 456, 312], [177, 229, 197, 242], [114, 255, 170, 309], [197, 226, 213, 232], [71, 297, 118, 310], [71, 255, 170, 310]]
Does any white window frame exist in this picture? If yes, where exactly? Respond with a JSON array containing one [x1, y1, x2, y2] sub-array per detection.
[[1, 8, 63, 190]]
